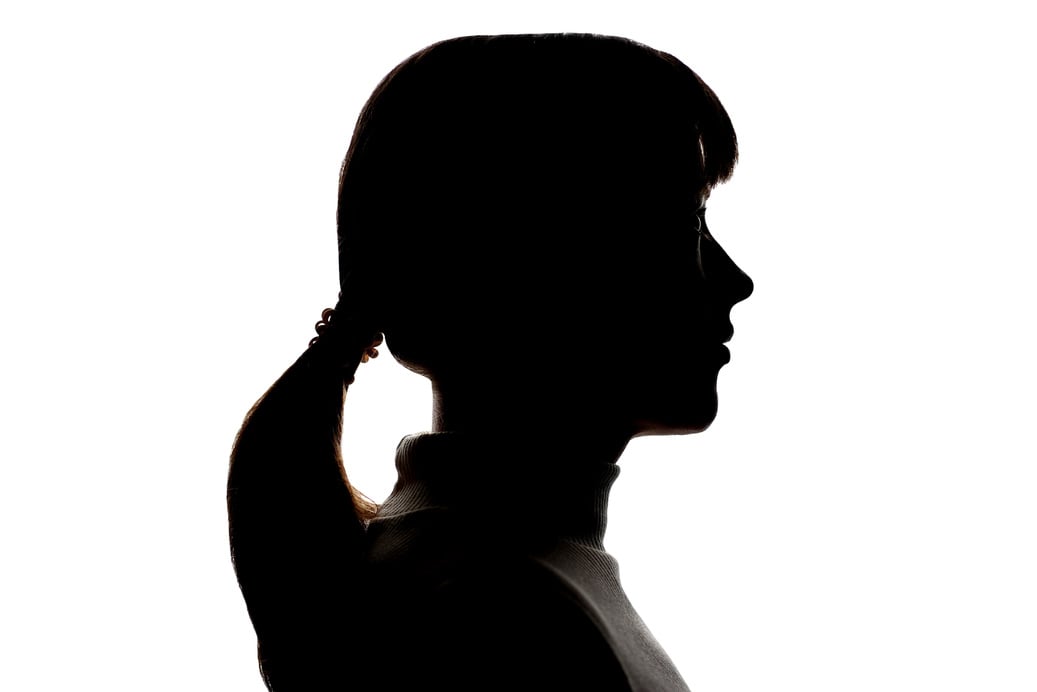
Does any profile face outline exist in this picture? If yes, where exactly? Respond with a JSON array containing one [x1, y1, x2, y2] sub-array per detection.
[[618, 179, 754, 437]]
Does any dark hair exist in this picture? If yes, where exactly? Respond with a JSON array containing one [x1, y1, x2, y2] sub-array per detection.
[[337, 35, 737, 365], [228, 33, 737, 689]]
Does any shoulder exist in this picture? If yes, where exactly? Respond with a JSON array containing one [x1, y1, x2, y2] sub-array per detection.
[[364, 553, 631, 691]]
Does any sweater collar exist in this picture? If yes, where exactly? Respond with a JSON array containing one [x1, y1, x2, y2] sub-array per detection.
[[374, 432, 621, 549]]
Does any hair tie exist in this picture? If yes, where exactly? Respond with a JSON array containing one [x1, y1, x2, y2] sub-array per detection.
[[307, 301, 383, 382], [309, 308, 339, 348]]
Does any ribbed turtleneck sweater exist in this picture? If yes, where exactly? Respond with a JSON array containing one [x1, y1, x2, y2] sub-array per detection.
[[361, 433, 690, 691]]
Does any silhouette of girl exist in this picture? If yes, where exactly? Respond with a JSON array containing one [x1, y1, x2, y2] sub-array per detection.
[[229, 34, 753, 691]]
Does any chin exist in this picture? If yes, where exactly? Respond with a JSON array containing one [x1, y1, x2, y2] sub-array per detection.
[[619, 367, 724, 437], [630, 395, 719, 437], [632, 418, 715, 438]]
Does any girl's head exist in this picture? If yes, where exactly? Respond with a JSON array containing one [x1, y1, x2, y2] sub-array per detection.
[[336, 34, 752, 435]]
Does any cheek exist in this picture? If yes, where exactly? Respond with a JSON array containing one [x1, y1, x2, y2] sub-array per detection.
[[638, 255, 709, 314], [626, 345, 722, 427]]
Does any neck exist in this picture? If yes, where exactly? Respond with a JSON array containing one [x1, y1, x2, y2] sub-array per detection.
[[430, 378, 636, 463], [376, 431, 626, 549]]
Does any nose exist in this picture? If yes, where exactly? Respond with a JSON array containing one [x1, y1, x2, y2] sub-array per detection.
[[698, 233, 753, 306], [731, 262, 754, 304]]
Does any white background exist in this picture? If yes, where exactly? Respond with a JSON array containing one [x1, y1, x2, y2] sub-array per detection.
[[2, 1, 1034, 690]]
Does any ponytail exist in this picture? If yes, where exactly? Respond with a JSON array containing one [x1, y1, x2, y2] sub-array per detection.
[[227, 305, 381, 690]]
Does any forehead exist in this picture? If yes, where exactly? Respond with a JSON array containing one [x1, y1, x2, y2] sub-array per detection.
[[653, 134, 712, 202]]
